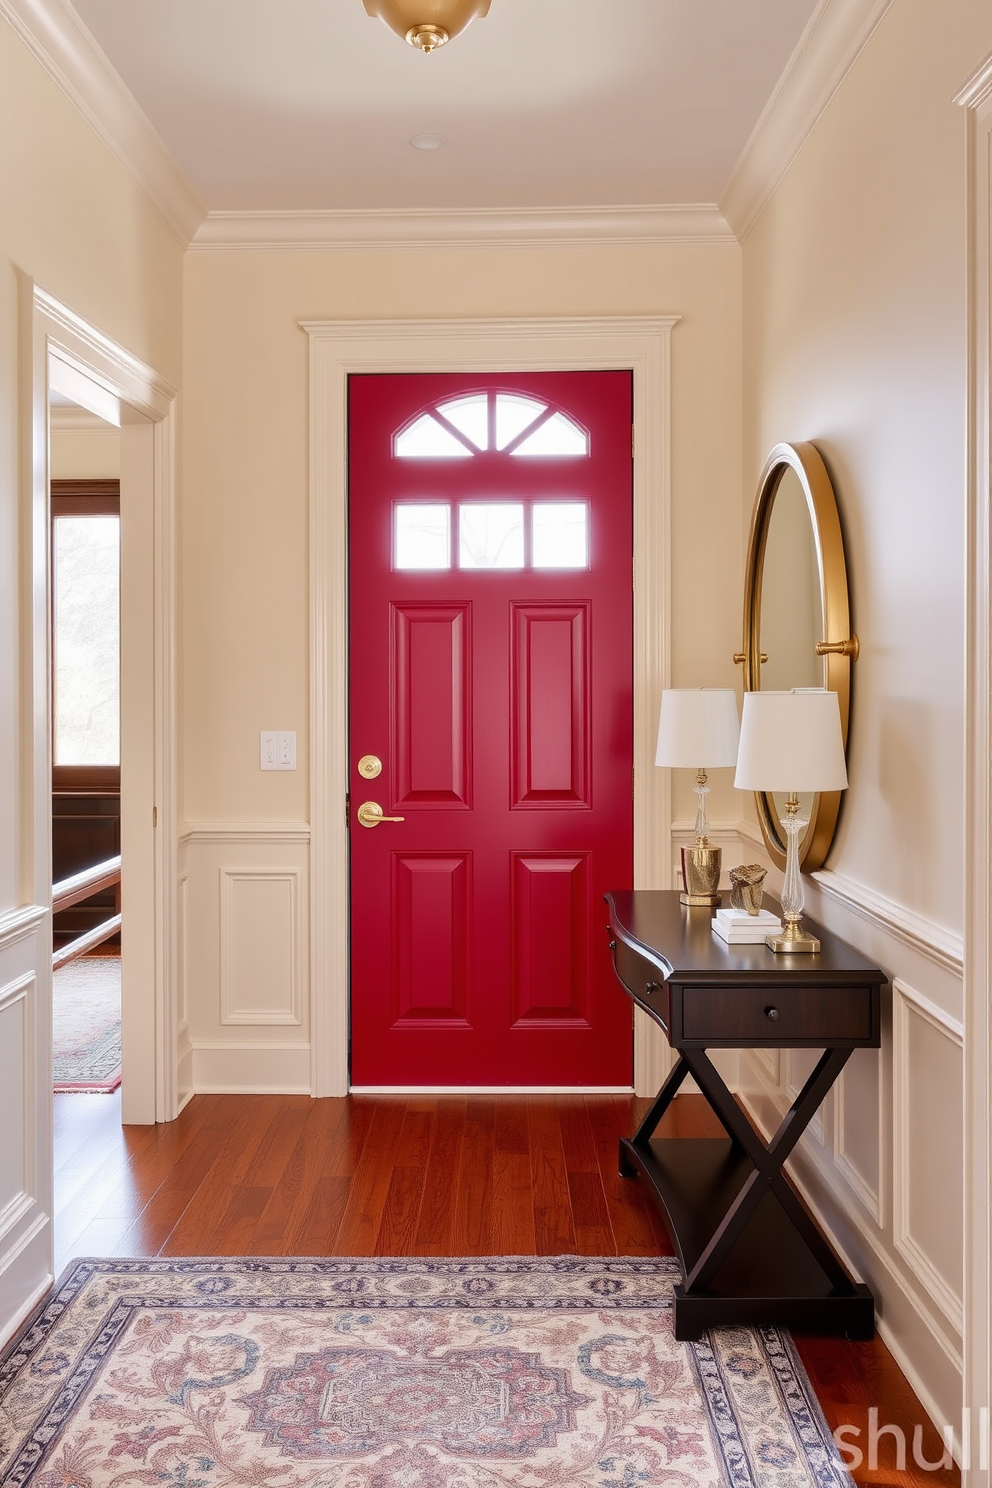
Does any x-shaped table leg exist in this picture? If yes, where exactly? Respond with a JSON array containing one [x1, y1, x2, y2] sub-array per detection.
[[680, 1045, 854, 1295]]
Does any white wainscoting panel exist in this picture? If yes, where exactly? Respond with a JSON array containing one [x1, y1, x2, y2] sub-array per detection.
[[182, 826, 311, 1094], [0, 910, 52, 1346], [709, 818, 965, 1442], [835, 1044, 884, 1226], [893, 978, 964, 1336], [0, 974, 37, 1245], [220, 869, 303, 1026], [750, 1046, 781, 1089], [786, 1048, 827, 1149]]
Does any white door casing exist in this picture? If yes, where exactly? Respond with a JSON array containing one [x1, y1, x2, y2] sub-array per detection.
[[959, 51, 992, 1488], [33, 288, 180, 1131], [303, 315, 677, 1100]]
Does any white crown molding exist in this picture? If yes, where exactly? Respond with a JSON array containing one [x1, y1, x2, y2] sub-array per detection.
[[720, 0, 895, 240], [190, 204, 734, 252], [0, 0, 205, 245]]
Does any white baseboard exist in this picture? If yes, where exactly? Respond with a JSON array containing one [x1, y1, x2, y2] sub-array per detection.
[[190, 1040, 311, 1095]]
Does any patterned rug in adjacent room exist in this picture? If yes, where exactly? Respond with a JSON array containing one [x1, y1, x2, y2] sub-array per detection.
[[52, 954, 121, 1092], [0, 1256, 850, 1488]]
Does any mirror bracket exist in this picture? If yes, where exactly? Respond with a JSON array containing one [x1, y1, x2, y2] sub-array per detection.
[[816, 637, 860, 659]]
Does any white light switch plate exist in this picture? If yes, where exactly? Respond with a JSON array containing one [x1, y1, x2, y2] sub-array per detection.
[[260, 730, 296, 771]]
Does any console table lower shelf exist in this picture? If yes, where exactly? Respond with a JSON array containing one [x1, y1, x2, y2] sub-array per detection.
[[619, 1056, 874, 1342]]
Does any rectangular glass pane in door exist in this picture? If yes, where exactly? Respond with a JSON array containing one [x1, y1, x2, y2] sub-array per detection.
[[53, 514, 120, 766]]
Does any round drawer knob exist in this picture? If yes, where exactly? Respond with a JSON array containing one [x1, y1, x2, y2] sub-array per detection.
[[765, 1006, 781, 1021]]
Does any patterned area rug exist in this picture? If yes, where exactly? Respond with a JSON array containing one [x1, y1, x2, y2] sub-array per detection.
[[0, 1257, 851, 1487], [52, 955, 121, 1092]]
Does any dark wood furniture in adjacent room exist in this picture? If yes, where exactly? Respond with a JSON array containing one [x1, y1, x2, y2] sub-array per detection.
[[50, 479, 121, 951], [605, 888, 885, 1342]]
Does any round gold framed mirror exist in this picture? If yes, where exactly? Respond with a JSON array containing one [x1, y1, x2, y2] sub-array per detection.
[[737, 442, 858, 872]]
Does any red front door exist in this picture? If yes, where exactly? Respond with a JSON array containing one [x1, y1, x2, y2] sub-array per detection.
[[348, 371, 633, 1086]]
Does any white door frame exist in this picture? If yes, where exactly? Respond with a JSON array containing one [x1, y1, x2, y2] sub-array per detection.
[[959, 54, 992, 1488], [31, 285, 180, 1126], [303, 315, 677, 1099]]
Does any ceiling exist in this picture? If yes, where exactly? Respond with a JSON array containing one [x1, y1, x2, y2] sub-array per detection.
[[67, 0, 820, 214]]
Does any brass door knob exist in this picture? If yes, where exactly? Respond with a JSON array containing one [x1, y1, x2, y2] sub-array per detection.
[[356, 800, 405, 829]]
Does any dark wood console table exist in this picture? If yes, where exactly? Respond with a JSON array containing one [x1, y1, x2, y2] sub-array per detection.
[[605, 889, 884, 1341]]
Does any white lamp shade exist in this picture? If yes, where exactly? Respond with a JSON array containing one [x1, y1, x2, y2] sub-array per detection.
[[734, 689, 848, 793], [655, 689, 740, 769]]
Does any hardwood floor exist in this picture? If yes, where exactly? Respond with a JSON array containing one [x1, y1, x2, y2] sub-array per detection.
[[53, 1090, 958, 1488]]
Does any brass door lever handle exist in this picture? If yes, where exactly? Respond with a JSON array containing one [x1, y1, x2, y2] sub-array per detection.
[[356, 801, 405, 829]]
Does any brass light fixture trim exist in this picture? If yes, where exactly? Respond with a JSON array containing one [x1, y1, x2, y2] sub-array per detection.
[[737, 441, 858, 873], [362, 0, 491, 51]]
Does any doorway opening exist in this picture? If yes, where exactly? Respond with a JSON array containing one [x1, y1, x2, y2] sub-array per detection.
[[50, 433, 123, 1094], [34, 288, 181, 1132]]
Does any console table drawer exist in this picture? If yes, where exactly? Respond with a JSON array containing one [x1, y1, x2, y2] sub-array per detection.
[[681, 986, 871, 1043], [610, 939, 670, 1028]]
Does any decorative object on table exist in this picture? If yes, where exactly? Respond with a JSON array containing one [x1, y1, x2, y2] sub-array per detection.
[[363, 0, 490, 52], [734, 689, 848, 952], [728, 862, 767, 914], [712, 907, 783, 944], [656, 688, 740, 907], [0, 1255, 854, 1488]]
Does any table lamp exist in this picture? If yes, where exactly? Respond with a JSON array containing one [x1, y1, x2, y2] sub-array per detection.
[[734, 689, 848, 951], [656, 689, 741, 906]]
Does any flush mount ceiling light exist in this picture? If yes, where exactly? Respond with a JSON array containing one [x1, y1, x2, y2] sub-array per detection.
[[363, 0, 491, 53]]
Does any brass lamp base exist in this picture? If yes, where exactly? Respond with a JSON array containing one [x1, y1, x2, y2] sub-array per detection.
[[680, 844, 722, 909], [766, 916, 820, 954]]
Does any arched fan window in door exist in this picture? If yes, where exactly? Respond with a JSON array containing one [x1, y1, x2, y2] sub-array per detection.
[[392, 390, 591, 571]]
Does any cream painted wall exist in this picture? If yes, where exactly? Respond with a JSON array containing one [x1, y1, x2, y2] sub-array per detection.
[[181, 242, 743, 829], [50, 425, 121, 480], [0, 18, 183, 1339], [740, 0, 992, 1447], [743, 0, 989, 940], [0, 19, 183, 916]]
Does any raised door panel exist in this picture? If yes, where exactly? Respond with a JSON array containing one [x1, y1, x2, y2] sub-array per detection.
[[391, 604, 471, 808], [511, 603, 590, 809], [511, 852, 591, 1026], [391, 853, 472, 1027]]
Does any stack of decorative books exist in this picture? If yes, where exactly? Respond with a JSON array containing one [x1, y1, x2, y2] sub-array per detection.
[[711, 907, 784, 944]]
